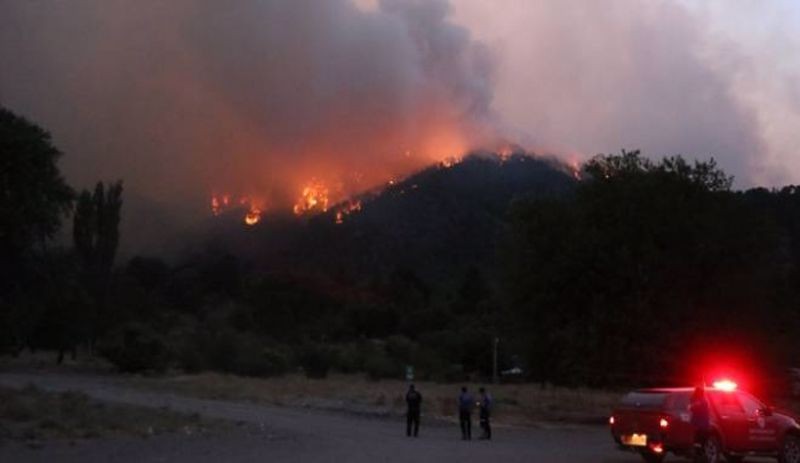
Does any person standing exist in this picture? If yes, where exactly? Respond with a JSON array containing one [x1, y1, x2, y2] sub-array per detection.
[[458, 386, 473, 440], [406, 384, 422, 437], [478, 387, 493, 440], [689, 385, 710, 458]]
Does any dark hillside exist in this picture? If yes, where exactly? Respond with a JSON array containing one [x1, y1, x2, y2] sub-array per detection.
[[201, 152, 576, 287]]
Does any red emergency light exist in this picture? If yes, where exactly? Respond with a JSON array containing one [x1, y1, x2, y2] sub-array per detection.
[[712, 379, 738, 392]]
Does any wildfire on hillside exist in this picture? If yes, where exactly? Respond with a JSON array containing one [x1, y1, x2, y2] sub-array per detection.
[[498, 145, 514, 163], [206, 147, 577, 226], [439, 156, 462, 169], [293, 180, 330, 216], [244, 206, 262, 225], [210, 194, 227, 216], [334, 200, 362, 224], [568, 159, 582, 180], [210, 193, 263, 226]]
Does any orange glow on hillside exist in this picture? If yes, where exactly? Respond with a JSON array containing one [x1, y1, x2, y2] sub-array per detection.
[[440, 156, 462, 168], [293, 180, 330, 216], [334, 199, 362, 224], [211, 193, 264, 226], [244, 207, 261, 225], [569, 160, 582, 180]]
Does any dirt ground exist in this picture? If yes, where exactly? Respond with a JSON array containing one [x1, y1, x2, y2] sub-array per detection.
[[0, 352, 620, 426], [0, 371, 637, 462], [0, 372, 775, 462], [125, 371, 620, 425]]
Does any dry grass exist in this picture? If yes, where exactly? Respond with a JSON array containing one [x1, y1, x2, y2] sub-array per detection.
[[129, 373, 621, 427], [0, 350, 114, 375], [0, 384, 223, 443]]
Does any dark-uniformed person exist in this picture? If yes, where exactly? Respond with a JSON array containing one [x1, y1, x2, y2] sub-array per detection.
[[406, 384, 422, 437], [458, 386, 473, 440], [690, 385, 710, 456], [478, 387, 493, 440]]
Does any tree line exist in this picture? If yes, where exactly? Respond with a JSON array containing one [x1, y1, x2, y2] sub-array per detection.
[[504, 151, 800, 388], [3, 106, 800, 390], [0, 106, 123, 362]]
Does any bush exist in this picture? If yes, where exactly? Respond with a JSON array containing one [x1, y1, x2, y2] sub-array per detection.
[[364, 351, 400, 380], [331, 343, 365, 374], [298, 344, 332, 379], [167, 318, 206, 373], [172, 324, 291, 377], [410, 346, 449, 381], [385, 335, 416, 363], [229, 338, 290, 377], [98, 323, 169, 373]]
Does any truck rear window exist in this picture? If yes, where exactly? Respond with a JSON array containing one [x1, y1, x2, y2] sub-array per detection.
[[665, 392, 690, 411], [620, 392, 668, 409]]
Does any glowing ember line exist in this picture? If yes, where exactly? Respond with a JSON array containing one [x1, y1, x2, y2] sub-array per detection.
[[440, 156, 462, 168]]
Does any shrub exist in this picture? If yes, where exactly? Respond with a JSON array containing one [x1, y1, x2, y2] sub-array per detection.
[[384, 335, 416, 363], [98, 323, 168, 373], [331, 343, 364, 374], [364, 351, 400, 380], [172, 324, 291, 378], [173, 333, 207, 373], [298, 343, 332, 379], [229, 337, 290, 377]]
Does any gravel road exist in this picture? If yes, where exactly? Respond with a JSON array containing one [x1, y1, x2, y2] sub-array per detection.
[[0, 372, 664, 462]]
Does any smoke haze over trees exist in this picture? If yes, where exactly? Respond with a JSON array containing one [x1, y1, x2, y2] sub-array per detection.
[[2, 1, 800, 393], [4, 104, 800, 389], [0, 0, 496, 214], [2, 0, 799, 257]]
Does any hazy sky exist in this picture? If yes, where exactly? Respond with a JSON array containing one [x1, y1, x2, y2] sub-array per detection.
[[449, 0, 800, 186], [1, 0, 798, 211]]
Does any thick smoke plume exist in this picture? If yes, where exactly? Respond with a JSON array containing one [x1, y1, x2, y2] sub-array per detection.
[[3, 0, 799, 254], [0, 0, 496, 218], [454, 0, 800, 186]]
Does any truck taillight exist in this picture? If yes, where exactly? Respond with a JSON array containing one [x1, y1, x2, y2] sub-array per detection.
[[659, 417, 669, 429], [609, 416, 615, 425]]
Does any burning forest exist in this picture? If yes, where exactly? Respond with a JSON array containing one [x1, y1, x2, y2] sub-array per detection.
[[5, 2, 800, 459]]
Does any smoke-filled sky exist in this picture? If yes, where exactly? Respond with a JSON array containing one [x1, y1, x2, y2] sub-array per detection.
[[451, 0, 800, 187], [1, 0, 799, 218]]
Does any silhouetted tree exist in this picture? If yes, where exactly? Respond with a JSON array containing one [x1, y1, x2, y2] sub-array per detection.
[[505, 151, 787, 386], [0, 106, 73, 353], [73, 180, 123, 349]]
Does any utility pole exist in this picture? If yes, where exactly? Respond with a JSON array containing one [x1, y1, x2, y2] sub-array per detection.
[[493, 337, 499, 384]]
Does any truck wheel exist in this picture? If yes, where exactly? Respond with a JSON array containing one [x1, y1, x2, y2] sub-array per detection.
[[702, 435, 723, 463], [780, 434, 800, 463]]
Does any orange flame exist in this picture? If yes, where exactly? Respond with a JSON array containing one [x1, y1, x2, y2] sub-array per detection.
[[244, 206, 261, 226], [211, 195, 222, 216], [568, 160, 582, 180], [293, 179, 330, 216], [334, 199, 362, 224], [498, 145, 515, 163], [440, 156, 462, 169], [211, 193, 263, 226]]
